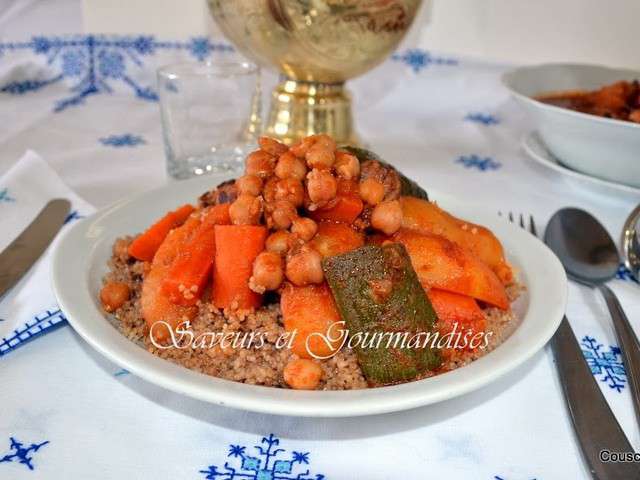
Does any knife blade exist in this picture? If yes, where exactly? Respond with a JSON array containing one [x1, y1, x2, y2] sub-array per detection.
[[0, 198, 71, 298], [551, 317, 640, 479]]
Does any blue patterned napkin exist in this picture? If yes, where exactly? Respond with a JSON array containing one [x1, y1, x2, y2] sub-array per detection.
[[0, 151, 93, 357]]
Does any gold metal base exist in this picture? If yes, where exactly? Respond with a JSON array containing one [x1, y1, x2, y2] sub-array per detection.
[[264, 78, 359, 146]]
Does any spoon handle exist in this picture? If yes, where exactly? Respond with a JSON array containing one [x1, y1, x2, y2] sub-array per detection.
[[599, 284, 640, 427]]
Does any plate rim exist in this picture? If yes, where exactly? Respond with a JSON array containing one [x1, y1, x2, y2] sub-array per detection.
[[51, 175, 568, 417], [522, 131, 640, 196]]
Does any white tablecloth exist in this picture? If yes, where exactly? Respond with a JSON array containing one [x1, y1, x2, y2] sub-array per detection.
[[1, 15, 639, 480]]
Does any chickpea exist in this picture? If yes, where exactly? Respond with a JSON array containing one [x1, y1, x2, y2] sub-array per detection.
[[334, 151, 360, 180], [284, 358, 323, 390], [270, 200, 297, 230], [371, 200, 403, 235], [266, 230, 291, 255], [312, 134, 336, 151], [306, 169, 337, 205], [236, 174, 263, 196], [289, 135, 317, 158], [249, 251, 284, 293], [113, 237, 130, 261], [245, 150, 276, 178], [275, 151, 307, 181], [258, 136, 288, 156], [100, 281, 130, 312], [229, 194, 263, 225], [286, 247, 324, 286], [291, 217, 318, 242], [274, 178, 304, 207], [262, 177, 278, 204], [305, 143, 335, 170], [359, 178, 385, 206]]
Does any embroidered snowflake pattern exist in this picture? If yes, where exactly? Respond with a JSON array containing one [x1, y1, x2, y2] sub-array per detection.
[[0, 308, 67, 357], [0, 188, 16, 203], [99, 134, 146, 147], [456, 155, 502, 172], [581, 336, 626, 392], [0, 437, 49, 471], [391, 48, 458, 73], [616, 264, 638, 283], [465, 112, 500, 125], [0, 35, 233, 111], [64, 210, 85, 224], [199, 433, 325, 480]]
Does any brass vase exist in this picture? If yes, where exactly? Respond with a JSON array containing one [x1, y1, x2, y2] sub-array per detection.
[[207, 0, 422, 145]]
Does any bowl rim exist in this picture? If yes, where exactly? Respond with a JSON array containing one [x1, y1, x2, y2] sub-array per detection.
[[501, 62, 640, 131]]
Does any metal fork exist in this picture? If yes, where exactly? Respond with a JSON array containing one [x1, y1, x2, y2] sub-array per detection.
[[505, 212, 638, 479]]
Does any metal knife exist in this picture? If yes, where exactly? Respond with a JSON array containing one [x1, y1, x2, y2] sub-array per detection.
[[551, 317, 640, 479], [0, 198, 71, 298]]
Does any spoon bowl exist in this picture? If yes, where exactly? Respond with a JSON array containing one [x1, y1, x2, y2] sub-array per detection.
[[544, 208, 620, 284]]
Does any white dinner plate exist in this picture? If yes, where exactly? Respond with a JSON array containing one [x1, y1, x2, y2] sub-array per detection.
[[51, 174, 567, 417], [522, 131, 640, 198]]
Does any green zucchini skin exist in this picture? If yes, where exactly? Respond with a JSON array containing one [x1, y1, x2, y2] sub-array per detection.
[[323, 243, 441, 386], [342, 146, 429, 201]]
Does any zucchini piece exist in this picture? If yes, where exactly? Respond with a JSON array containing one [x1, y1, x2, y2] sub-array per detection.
[[323, 243, 441, 386], [342, 146, 429, 201]]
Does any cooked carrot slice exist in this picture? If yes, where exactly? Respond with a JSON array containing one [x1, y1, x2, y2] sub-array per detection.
[[128, 204, 195, 262], [161, 223, 216, 306], [309, 221, 364, 258], [427, 289, 486, 334], [212, 225, 268, 310], [141, 217, 201, 341], [201, 203, 231, 226], [310, 194, 363, 224], [427, 289, 487, 357], [280, 282, 342, 359]]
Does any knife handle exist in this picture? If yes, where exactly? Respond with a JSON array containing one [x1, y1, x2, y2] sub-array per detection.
[[551, 316, 639, 479]]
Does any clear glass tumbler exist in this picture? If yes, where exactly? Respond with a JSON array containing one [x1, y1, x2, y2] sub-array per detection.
[[158, 61, 261, 179]]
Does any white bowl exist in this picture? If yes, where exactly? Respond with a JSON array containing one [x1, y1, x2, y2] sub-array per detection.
[[51, 175, 567, 417], [503, 63, 640, 188]]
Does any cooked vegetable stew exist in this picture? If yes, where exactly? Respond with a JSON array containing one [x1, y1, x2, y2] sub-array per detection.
[[536, 80, 640, 123], [101, 134, 520, 390]]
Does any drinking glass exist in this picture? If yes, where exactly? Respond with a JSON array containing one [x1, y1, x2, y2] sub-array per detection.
[[157, 61, 261, 179]]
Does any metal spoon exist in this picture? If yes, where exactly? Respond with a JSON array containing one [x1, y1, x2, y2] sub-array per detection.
[[546, 207, 640, 427], [622, 204, 640, 282]]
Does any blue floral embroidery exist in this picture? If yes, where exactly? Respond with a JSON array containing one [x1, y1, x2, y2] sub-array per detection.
[[99, 133, 146, 147], [199, 433, 325, 480], [0, 437, 49, 471], [456, 155, 502, 172], [0, 35, 233, 111], [64, 210, 85, 224], [0, 188, 16, 203], [581, 336, 626, 392], [616, 264, 638, 283], [465, 112, 500, 125], [0, 309, 67, 357], [391, 48, 457, 73]]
